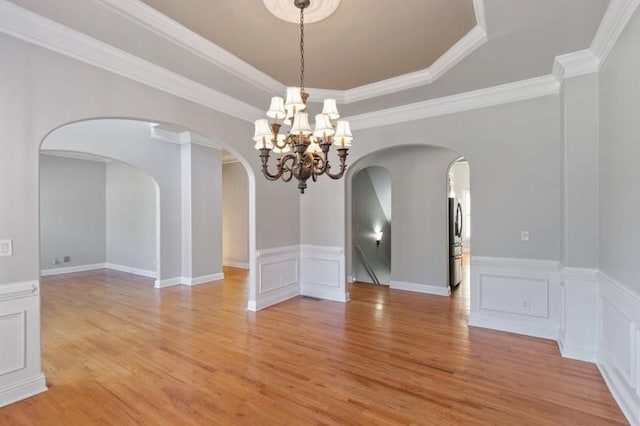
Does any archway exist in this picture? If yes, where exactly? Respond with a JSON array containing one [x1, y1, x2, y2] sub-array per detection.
[[39, 150, 161, 283], [38, 118, 257, 300], [345, 144, 467, 299]]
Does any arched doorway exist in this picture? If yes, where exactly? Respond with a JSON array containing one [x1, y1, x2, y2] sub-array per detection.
[[346, 144, 467, 299]]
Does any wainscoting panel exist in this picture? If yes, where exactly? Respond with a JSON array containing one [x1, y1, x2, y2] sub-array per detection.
[[557, 267, 599, 362], [0, 281, 47, 408], [249, 245, 300, 311], [598, 272, 640, 425], [469, 257, 561, 340], [300, 245, 348, 302], [0, 311, 25, 376]]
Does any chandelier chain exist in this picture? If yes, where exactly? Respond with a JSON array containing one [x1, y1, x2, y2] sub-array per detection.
[[299, 5, 304, 93]]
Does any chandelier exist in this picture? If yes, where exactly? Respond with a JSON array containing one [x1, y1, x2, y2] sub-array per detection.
[[253, 0, 353, 194]]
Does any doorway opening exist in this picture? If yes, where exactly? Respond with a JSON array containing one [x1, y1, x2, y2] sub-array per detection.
[[39, 151, 160, 283], [447, 159, 471, 305], [351, 166, 391, 285]]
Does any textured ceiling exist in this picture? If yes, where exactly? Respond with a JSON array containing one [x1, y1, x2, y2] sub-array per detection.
[[139, 0, 477, 90]]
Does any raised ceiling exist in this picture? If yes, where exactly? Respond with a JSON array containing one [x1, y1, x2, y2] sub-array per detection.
[[139, 0, 477, 90]]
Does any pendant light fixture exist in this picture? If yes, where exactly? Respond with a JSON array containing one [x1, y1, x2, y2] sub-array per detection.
[[253, 0, 353, 194]]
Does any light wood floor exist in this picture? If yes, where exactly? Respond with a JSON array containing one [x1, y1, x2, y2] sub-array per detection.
[[0, 266, 626, 425]]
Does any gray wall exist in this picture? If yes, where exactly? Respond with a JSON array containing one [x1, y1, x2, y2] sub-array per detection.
[[39, 154, 106, 270], [352, 167, 391, 284], [106, 161, 157, 273], [222, 162, 249, 266], [350, 146, 460, 288], [0, 33, 299, 289], [189, 144, 222, 278], [302, 95, 562, 267], [599, 8, 640, 292]]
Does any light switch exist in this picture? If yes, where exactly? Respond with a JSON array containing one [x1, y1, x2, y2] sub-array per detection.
[[0, 239, 13, 257], [521, 231, 530, 242]]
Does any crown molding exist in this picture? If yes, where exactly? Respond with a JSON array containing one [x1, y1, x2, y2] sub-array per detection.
[[96, 0, 487, 105], [96, 0, 285, 95], [591, 0, 640, 64], [40, 150, 111, 163], [348, 75, 560, 130], [150, 125, 222, 149], [0, 0, 262, 123], [552, 50, 600, 80]]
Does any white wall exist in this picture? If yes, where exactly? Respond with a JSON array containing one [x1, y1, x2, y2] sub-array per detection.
[[39, 154, 106, 271], [222, 162, 249, 268], [106, 161, 157, 275]]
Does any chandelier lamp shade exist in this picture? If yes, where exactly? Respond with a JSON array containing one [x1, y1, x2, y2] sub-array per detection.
[[253, 0, 353, 194]]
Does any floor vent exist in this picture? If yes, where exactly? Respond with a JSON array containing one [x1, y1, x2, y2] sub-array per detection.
[[301, 295, 322, 301]]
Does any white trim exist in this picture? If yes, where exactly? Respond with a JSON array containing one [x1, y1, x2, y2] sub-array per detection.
[[0, 0, 262, 123], [599, 363, 640, 426], [247, 285, 299, 312], [40, 150, 110, 163], [338, 25, 487, 104], [223, 260, 250, 270], [558, 340, 597, 363], [389, 280, 451, 297], [40, 263, 105, 277], [256, 245, 300, 258], [468, 313, 559, 340], [183, 273, 224, 286], [348, 76, 560, 130], [95, 0, 284, 95], [553, 50, 600, 80], [591, 0, 640, 66], [154, 277, 182, 288], [103, 263, 157, 279], [0, 281, 39, 301], [471, 256, 560, 272], [95, 0, 488, 105], [0, 373, 47, 409]]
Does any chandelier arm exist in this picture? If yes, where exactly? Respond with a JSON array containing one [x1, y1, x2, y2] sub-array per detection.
[[280, 154, 297, 182], [325, 148, 349, 180], [259, 149, 290, 180]]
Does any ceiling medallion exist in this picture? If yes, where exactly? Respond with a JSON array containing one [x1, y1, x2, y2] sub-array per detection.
[[253, 0, 353, 194], [262, 0, 341, 24]]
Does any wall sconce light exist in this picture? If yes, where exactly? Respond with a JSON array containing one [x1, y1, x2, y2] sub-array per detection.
[[374, 227, 383, 247]]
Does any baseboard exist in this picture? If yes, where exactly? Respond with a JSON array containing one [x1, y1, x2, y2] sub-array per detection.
[[468, 312, 559, 340], [247, 285, 299, 312], [154, 277, 182, 288], [0, 373, 47, 408], [557, 339, 597, 363], [40, 263, 105, 276], [598, 362, 640, 426], [301, 284, 349, 302], [390, 280, 450, 296], [222, 260, 249, 270], [183, 273, 224, 286], [104, 263, 157, 278]]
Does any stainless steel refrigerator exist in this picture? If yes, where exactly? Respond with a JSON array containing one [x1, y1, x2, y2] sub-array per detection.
[[449, 197, 463, 289]]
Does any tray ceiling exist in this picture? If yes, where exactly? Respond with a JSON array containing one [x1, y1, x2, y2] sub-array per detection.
[[139, 0, 477, 90]]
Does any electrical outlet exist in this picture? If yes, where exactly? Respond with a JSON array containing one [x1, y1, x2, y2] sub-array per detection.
[[63, 256, 71, 263], [0, 240, 13, 257], [51, 258, 59, 265], [521, 231, 530, 242], [522, 300, 530, 311]]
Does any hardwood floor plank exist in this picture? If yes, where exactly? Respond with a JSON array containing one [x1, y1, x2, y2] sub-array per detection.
[[0, 267, 627, 425]]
